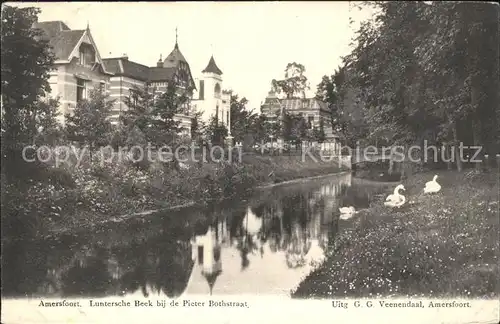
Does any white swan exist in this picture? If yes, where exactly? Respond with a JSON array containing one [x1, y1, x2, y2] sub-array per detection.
[[339, 206, 357, 220], [384, 184, 406, 208], [339, 206, 355, 214], [424, 174, 441, 194]]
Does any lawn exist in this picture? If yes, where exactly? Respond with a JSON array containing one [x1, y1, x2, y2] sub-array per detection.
[[292, 169, 499, 298]]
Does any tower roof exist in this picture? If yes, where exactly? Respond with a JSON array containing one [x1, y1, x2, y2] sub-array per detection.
[[163, 42, 188, 68], [202, 56, 223, 75]]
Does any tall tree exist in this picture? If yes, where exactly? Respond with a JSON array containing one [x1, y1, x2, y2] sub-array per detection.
[[1, 5, 55, 182], [271, 62, 309, 99]]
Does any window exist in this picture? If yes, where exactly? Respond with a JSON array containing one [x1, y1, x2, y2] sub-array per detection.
[[76, 78, 86, 102], [99, 81, 106, 94], [197, 246, 204, 265], [308, 116, 314, 129], [78, 44, 95, 67], [129, 89, 139, 107], [214, 83, 221, 98], [79, 50, 86, 66], [199, 80, 205, 100]]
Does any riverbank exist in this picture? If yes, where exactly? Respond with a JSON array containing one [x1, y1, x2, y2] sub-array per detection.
[[292, 169, 499, 298], [2, 151, 350, 239]]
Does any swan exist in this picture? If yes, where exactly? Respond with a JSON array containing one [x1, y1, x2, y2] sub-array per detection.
[[339, 206, 356, 214], [384, 184, 406, 208], [424, 175, 441, 193], [339, 206, 357, 220]]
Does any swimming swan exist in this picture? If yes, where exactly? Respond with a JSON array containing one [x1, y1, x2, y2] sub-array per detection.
[[424, 175, 441, 194], [384, 184, 406, 208]]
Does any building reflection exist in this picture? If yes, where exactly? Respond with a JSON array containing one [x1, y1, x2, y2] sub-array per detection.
[[183, 174, 354, 295]]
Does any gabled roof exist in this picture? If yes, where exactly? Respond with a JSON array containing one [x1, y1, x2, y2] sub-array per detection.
[[33, 20, 112, 75], [34, 21, 85, 61], [202, 56, 223, 75]]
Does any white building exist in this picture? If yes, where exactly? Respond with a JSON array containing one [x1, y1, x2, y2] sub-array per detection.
[[191, 56, 231, 129]]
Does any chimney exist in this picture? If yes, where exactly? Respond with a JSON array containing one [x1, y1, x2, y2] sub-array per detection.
[[122, 53, 128, 60], [157, 54, 163, 68]]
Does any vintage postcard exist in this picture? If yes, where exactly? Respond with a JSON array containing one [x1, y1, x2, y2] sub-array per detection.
[[1, 1, 499, 323]]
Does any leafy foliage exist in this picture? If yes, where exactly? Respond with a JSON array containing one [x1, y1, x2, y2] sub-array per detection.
[[272, 62, 310, 99], [205, 116, 228, 146], [148, 82, 189, 146], [1, 5, 55, 149], [65, 88, 114, 153], [326, 1, 498, 169], [229, 94, 258, 143]]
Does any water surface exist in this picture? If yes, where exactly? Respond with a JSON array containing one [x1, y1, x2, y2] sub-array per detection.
[[2, 173, 392, 298]]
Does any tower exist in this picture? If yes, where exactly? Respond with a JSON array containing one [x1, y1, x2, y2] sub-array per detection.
[[200, 55, 224, 125]]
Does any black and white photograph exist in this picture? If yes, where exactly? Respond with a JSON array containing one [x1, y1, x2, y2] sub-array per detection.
[[1, 2, 499, 323]]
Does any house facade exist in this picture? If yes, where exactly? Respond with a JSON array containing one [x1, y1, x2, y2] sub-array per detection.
[[35, 20, 232, 138], [33, 21, 114, 125], [260, 90, 341, 153], [102, 40, 197, 136]]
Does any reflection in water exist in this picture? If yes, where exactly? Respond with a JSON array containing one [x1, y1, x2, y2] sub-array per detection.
[[2, 174, 390, 298]]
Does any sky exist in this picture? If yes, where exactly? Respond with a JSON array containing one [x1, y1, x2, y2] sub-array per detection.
[[10, 2, 374, 112]]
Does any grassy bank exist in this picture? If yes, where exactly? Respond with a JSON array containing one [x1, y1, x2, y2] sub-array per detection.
[[2, 150, 349, 239], [292, 169, 499, 298]]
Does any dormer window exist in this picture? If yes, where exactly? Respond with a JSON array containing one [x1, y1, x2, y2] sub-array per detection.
[[78, 43, 95, 67]]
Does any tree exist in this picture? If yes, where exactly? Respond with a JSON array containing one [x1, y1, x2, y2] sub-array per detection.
[[312, 118, 326, 143], [205, 116, 228, 146], [148, 82, 188, 146], [33, 97, 65, 146], [121, 85, 154, 136], [1, 5, 55, 182], [190, 110, 205, 146], [271, 62, 309, 99], [339, 1, 499, 174], [250, 115, 269, 145], [283, 113, 308, 148], [65, 88, 114, 159], [230, 94, 258, 143]]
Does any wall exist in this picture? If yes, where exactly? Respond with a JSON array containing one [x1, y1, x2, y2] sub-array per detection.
[[108, 75, 146, 124], [195, 72, 227, 126], [48, 59, 111, 125]]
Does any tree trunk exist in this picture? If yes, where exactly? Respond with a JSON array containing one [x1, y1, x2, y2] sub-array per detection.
[[445, 143, 452, 170], [453, 122, 463, 172], [388, 158, 394, 175]]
